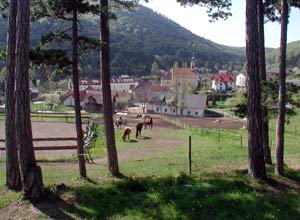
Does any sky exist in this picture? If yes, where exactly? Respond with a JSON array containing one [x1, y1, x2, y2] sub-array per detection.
[[141, 0, 300, 48]]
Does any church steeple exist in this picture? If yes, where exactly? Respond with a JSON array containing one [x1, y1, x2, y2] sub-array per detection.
[[190, 52, 196, 69]]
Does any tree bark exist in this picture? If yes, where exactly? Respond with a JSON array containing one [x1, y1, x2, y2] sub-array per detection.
[[245, 0, 267, 179], [258, 0, 272, 165], [72, 1, 87, 178], [275, 0, 288, 175], [100, 0, 120, 176], [15, 0, 45, 200], [5, 0, 22, 191]]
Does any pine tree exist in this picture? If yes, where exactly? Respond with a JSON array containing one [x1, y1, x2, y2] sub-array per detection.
[[258, 0, 272, 165], [32, 0, 103, 177], [16, 0, 45, 200], [5, 0, 22, 191], [245, 0, 267, 179], [100, 0, 120, 176], [275, 0, 288, 175]]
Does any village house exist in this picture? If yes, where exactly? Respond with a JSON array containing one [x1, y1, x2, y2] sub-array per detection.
[[266, 68, 293, 80], [212, 72, 236, 92], [147, 93, 208, 117], [61, 90, 87, 107], [161, 54, 199, 91], [236, 73, 246, 89], [61, 89, 117, 113], [68, 78, 101, 91], [161, 67, 198, 91], [110, 75, 136, 94]]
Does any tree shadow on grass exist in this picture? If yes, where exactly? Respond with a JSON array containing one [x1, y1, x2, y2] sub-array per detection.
[[129, 139, 138, 143], [35, 174, 300, 220], [234, 166, 300, 193], [33, 190, 78, 220]]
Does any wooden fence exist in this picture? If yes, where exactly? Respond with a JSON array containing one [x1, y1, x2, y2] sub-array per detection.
[[0, 137, 77, 151]]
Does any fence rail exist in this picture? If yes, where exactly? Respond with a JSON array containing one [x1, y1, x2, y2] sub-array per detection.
[[0, 137, 78, 151]]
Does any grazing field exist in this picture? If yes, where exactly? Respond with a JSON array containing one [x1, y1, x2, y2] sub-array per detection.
[[0, 113, 300, 219]]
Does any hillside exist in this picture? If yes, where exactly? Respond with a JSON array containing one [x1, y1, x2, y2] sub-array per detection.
[[0, 6, 247, 78], [266, 40, 300, 68]]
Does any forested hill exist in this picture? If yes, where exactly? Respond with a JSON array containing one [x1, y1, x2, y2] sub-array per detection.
[[266, 40, 300, 68], [0, 6, 247, 77]]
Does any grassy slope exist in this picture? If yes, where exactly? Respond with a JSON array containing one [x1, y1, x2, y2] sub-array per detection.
[[0, 114, 300, 219]]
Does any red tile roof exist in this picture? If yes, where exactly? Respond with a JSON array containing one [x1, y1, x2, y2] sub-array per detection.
[[213, 74, 235, 83], [150, 85, 170, 92], [86, 90, 102, 95], [176, 68, 197, 79], [61, 90, 87, 102]]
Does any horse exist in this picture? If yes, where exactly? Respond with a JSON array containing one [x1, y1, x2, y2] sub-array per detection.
[[122, 127, 131, 141], [115, 117, 123, 129], [135, 122, 144, 139], [144, 117, 153, 130]]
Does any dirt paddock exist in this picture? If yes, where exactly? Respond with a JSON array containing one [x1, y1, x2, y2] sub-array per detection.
[[0, 114, 242, 159], [0, 121, 81, 159]]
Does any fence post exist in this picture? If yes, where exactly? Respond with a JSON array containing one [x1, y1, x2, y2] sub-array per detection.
[[189, 136, 192, 175], [240, 135, 243, 148]]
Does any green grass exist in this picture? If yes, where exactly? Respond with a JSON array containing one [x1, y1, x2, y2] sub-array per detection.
[[0, 113, 300, 219], [31, 103, 74, 112], [0, 175, 21, 209], [62, 173, 300, 220]]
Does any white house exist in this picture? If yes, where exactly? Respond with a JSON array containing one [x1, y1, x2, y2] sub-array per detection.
[[236, 73, 246, 88], [212, 74, 236, 91], [110, 75, 136, 94], [68, 79, 102, 91], [147, 94, 207, 117]]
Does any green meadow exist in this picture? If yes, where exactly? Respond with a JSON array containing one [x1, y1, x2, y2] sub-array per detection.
[[0, 113, 300, 219]]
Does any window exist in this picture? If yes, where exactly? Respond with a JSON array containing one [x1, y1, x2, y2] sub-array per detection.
[[188, 111, 191, 115], [165, 108, 167, 112], [195, 112, 198, 116], [156, 108, 159, 112], [173, 110, 176, 113]]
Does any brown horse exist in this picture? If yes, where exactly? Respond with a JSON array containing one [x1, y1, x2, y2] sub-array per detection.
[[144, 117, 153, 130], [122, 127, 131, 141]]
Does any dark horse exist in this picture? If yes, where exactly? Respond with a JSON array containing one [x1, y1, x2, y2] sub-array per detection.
[[115, 117, 123, 129], [144, 117, 153, 130], [136, 122, 144, 139]]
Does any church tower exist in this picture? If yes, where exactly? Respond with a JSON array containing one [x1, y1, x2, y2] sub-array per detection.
[[190, 52, 196, 70]]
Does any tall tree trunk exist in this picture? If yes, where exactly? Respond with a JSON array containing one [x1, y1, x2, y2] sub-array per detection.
[[15, 0, 45, 200], [72, 1, 87, 178], [275, 0, 288, 175], [100, 0, 120, 176], [5, 0, 22, 191], [245, 0, 267, 179], [258, 0, 272, 165]]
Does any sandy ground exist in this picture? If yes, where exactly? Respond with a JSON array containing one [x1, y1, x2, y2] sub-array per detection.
[[0, 121, 83, 158], [0, 114, 242, 160]]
